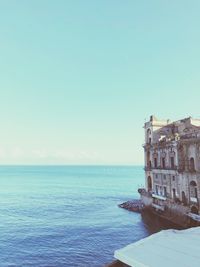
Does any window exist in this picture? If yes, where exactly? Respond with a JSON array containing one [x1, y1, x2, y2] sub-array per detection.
[[147, 129, 151, 144], [170, 157, 175, 169], [190, 181, 198, 198], [163, 186, 167, 197], [163, 175, 166, 180], [156, 185, 159, 194], [172, 188, 176, 200], [162, 157, 166, 168], [154, 158, 157, 168], [147, 151, 151, 168], [182, 191, 187, 205], [190, 157, 195, 172], [172, 176, 175, 181], [147, 176, 152, 192], [195, 188, 198, 198], [160, 186, 163, 196]]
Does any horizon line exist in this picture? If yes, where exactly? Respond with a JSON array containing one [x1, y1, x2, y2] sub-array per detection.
[[0, 163, 143, 167]]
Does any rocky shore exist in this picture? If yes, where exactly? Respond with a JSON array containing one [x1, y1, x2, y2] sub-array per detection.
[[118, 199, 144, 213]]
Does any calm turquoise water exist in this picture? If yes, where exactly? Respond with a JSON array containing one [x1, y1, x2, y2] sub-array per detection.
[[0, 166, 151, 267]]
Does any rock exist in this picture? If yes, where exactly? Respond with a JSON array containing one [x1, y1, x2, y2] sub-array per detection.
[[118, 200, 144, 213]]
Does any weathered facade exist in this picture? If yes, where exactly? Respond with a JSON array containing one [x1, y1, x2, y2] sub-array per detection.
[[140, 115, 200, 227]]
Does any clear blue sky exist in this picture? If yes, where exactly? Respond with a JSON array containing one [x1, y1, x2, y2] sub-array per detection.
[[0, 1, 200, 165]]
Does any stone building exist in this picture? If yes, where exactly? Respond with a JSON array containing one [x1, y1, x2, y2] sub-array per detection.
[[140, 115, 200, 227]]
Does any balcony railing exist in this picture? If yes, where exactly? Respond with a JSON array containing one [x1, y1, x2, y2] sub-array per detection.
[[144, 165, 178, 171], [152, 193, 167, 201]]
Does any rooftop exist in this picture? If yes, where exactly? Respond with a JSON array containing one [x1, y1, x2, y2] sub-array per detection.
[[114, 227, 200, 267]]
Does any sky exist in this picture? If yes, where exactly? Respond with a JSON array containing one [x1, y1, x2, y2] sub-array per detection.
[[0, 0, 200, 165]]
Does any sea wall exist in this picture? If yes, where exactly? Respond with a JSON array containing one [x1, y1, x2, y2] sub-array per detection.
[[141, 194, 191, 227]]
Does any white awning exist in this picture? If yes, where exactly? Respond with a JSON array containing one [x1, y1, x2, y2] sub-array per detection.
[[152, 193, 166, 200], [114, 227, 200, 267]]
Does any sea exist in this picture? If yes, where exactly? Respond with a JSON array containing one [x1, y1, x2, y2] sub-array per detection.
[[0, 165, 164, 267]]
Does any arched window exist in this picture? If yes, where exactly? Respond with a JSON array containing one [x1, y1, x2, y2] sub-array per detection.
[[154, 157, 157, 168], [147, 176, 152, 192], [163, 186, 167, 197], [170, 156, 175, 169], [190, 180, 197, 186], [147, 129, 151, 144], [190, 180, 198, 199], [146, 151, 151, 168], [172, 188, 176, 200], [190, 157, 195, 172], [162, 157, 166, 168]]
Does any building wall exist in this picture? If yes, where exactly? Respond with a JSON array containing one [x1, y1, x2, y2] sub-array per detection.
[[143, 115, 200, 215]]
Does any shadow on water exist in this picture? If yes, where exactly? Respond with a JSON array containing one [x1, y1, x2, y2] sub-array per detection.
[[141, 210, 183, 235]]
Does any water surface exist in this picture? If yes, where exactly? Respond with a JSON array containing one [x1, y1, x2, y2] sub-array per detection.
[[0, 166, 153, 267]]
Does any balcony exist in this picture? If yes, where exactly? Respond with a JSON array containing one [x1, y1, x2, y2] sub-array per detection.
[[152, 193, 167, 201], [151, 166, 178, 171]]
